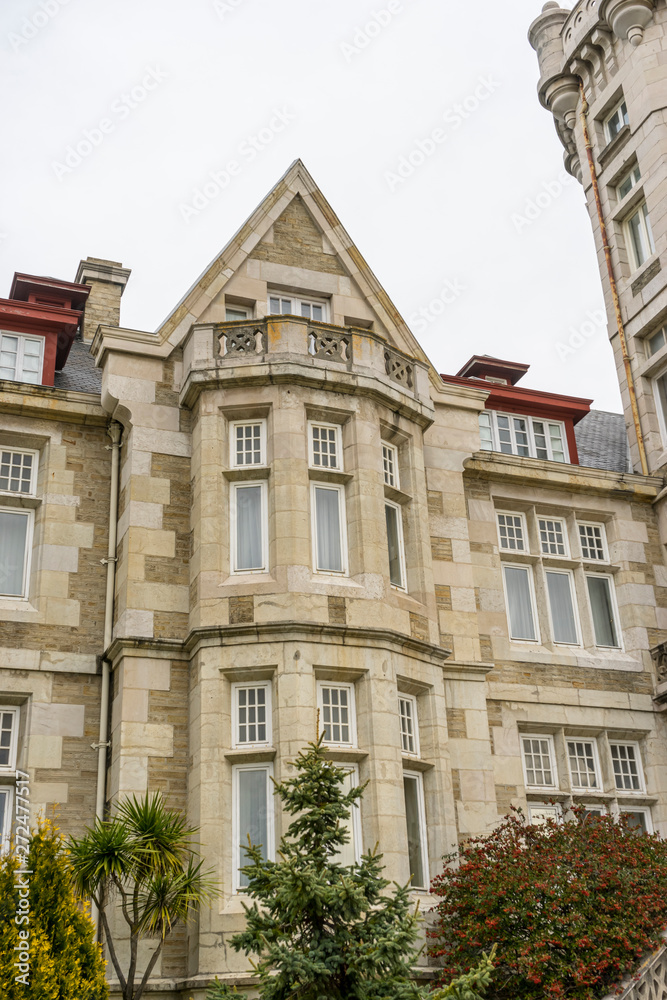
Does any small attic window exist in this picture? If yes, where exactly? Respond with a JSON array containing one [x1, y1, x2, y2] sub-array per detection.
[[267, 292, 328, 323], [485, 376, 508, 385]]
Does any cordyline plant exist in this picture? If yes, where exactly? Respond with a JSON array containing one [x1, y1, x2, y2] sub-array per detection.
[[207, 736, 495, 1000], [428, 806, 667, 1000], [68, 793, 220, 1000]]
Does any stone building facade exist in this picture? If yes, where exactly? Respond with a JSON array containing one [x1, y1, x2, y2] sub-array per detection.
[[0, 156, 666, 996]]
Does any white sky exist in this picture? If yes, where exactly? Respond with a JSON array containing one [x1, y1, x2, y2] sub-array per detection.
[[0, 0, 622, 412]]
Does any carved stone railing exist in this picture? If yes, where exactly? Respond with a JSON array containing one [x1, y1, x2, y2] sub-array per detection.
[[181, 317, 432, 415], [603, 940, 667, 999], [384, 347, 413, 389], [218, 323, 266, 357], [308, 328, 351, 365]]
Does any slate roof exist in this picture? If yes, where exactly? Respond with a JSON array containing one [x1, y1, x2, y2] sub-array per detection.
[[53, 337, 101, 394], [574, 410, 631, 474]]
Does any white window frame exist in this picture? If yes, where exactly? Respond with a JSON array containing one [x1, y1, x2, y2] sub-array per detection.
[[232, 762, 275, 892], [403, 770, 429, 890], [619, 806, 653, 834], [0, 706, 20, 771], [0, 508, 33, 599], [502, 563, 540, 643], [609, 741, 645, 794], [231, 682, 272, 749], [653, 369, 667, 446], [398, 693, 420, 757], [382, 442, 400, 489], [225, 305, 251, 321], [0, 448, 39, 496], [521, 733, 558, 791], [566, 738, 602, 792], [624, 201, 655, 271], [0, 332, 44, 385], [604, 99, 629, 142], [229, 419, 267, 469], [0, 785, 13, 854], [267, 292, 328, 322], [230, 481, 269, 575], [527, 803, 561, 826], [317, 680, 357, 748], [586, 572, 622, 650], [482, 411, 569, 463], [617, 164, 641, 202], [334, 764, 363, 866], [544, 568, 581, 647], [308, 421, 343, 471], [496, 511, 528, 553], [646, 325, 666, 358], [577, 521, 608, 562], [385, 499, 407, 591], [311, 482, 348, 576], [538, 516, 569, 557]]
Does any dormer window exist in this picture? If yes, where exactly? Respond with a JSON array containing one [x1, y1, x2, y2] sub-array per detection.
[[0, 333, 44, 385], [479, 410, 568, 463]]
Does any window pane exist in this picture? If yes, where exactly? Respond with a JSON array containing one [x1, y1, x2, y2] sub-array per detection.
[[385, 504, 404, 588], [235, 486, 263, 571], [621, 810, 648, 835], [237, 686, 267, 745], [656, 372, 667, 431], [382, 444, 397, 486], [226, 307, 248, 321], [0, 788, 8, 843], [269, 297, 280, 313], [312, 304, 323, 322], [321, 686, 350, 744], [403, 775, 425, 888], [504, 566, 536, 640], [280, 299, 291, 314], [235, 424, 262, 466], [532, 420, 548, 460], [0, 711, 15, 768], [628, 206, 649, 267], [546, 572, 578, 644], [315, 487, 343, 572], [611, 744, 641, 791], [539, 518, 566, 555], [238, 769, 269, 887], [548, 424, 566, 462], [0, 511, 28, 596], [498, 513, 524, 551], [648, 328, 666, 356], [312, 426, 338, 468], [587, 576, 619, 647], [568, 740, 599, 789], [478, 412, 493, 451], [513, 417, 530, 456], [399, 698, 415, 754], [0, 451, 33, 494], [579, 523, 605, 560], [497, 415, 513, 454], [300, 302, 311, 318], [333, 769, 359, 867], [522, 737, 554, 787]]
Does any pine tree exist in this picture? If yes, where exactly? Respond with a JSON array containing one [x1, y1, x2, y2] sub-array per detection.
[[0, 818, 108, 1000], [208, 737, 436, 1000]]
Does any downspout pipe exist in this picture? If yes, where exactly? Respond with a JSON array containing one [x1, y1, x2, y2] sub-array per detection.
[[578, 78, 649, 476], [91, 420, 122, 932]]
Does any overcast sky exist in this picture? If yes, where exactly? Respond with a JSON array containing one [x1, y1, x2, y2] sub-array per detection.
[[0, 0, 621, 412]]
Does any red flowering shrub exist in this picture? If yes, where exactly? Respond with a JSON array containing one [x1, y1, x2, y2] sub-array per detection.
[[428, 808, 667, 1000]]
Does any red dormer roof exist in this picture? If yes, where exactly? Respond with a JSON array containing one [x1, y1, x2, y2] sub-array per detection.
[[442, 355, 593, 465], [0, 273, 91, 384]]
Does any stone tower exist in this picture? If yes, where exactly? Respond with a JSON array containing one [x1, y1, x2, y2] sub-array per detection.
[[529, 0, 667, 479]]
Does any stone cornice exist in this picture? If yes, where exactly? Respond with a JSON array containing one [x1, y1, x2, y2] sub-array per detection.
[[0, 383, 106, 424], [464, 452, 662, 499]]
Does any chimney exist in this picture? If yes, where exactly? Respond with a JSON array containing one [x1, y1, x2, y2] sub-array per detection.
[[74, 257, 131, 342]]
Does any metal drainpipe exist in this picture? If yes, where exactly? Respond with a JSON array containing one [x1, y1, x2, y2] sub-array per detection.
[[578, 78, 649, 476], [91, 420, 122, 932]]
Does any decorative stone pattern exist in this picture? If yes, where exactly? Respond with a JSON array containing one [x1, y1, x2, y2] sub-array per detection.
[[384, 348, 413, 389], [219, 325, 265, 357], [308, 329, 351, 364]]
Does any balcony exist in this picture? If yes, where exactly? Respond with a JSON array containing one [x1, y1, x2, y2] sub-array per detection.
[[180, 315, 433, 422]]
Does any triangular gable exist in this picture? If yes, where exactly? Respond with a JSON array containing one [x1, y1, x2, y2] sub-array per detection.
[[156, 159, 434, 369]]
